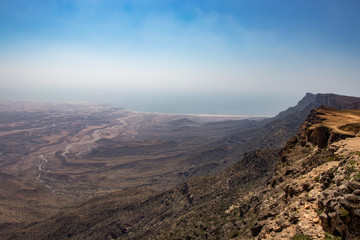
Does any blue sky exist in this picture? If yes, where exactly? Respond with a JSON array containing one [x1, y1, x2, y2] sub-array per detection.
[[1, 0, 360, 115]]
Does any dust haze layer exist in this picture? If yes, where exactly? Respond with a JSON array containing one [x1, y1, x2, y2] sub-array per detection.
[[0, 88, 299, 116], [1, 1, 360, 115]]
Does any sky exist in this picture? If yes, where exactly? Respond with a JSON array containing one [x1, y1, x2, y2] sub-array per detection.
[[0, 0, 360, 115]]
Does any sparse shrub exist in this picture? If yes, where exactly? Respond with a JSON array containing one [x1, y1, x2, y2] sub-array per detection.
[[324, 231, 341, 240], [292, 234, 311, 240], [314, 175, 320, 182], [346, 165, 356, 174], [316, 208, 324, 216], [354, 173, 360, 181], [214, 225, 221, 235], [326, 156, 339, 162], [231, 231, 239, 238], [352, 151, 360, 156], [338, 207, 349, 217]]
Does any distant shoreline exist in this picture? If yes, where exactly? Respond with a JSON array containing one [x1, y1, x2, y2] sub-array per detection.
[[132, 110, 270, 118], [0, 99, 271, 120], [128, 110, 270, 122]]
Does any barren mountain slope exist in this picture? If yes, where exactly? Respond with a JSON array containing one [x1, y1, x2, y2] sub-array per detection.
[[144, 107, 360, 240], [237, 106, 360, 239], [181, 93, 360, 179]]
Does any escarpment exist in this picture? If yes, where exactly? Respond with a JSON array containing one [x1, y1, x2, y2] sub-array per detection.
[[241, 107, 360, 239], [298, 106, 360, 148]]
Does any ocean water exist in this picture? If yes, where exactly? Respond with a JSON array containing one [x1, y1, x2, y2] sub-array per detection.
[[0, 88, 299, 117]]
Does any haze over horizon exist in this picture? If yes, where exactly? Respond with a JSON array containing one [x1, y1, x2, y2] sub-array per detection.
[[1, 1, 360, 116]]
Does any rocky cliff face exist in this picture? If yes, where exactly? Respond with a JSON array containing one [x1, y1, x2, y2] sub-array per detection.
[[240, 107, 360, 239]]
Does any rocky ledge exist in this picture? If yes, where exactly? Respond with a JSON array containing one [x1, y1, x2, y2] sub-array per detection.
[[299, 106, 360, 148]]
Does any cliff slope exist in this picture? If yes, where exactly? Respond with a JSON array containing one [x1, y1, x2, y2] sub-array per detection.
[[240, 106, 360, 239], [184, 93, 360, 178]]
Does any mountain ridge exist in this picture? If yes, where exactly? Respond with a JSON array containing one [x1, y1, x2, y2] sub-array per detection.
[[180, 93, 360, 179]]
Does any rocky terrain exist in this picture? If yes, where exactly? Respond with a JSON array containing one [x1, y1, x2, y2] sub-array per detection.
[[141, 106, 360, 240], [244, 106, 360, 239], [0, 94, 360, 240]]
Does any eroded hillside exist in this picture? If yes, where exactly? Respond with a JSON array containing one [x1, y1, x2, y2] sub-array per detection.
[[240, 107, 360, 239], [0, 101, 256, 225], [144, 107, 360, 239]]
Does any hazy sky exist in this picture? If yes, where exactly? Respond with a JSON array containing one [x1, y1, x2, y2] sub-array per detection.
[[1, 0, 360, 115]]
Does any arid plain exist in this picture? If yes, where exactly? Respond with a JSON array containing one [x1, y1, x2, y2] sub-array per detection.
[[0, 101, 258, 224]]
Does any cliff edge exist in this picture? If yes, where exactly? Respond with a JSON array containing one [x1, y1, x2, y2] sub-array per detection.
[[245, 107, 360, 239]]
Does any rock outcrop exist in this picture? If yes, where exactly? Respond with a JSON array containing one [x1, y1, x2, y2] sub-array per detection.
[[299, 106, 359, 148], [318, 137, 360, 239], [239, 107, 360, 239]]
